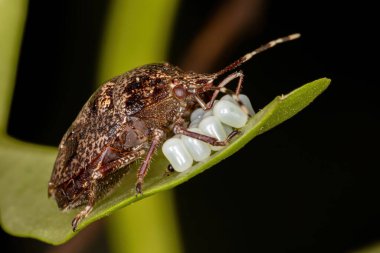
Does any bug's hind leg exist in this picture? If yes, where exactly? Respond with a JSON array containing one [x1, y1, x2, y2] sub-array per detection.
[[71, 185, 95, 231], [71, 147, 145, 231]]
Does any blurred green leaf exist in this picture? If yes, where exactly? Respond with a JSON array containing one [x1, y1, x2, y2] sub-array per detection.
[[0, 0, 28, 134], [0, 76, 330, 244]]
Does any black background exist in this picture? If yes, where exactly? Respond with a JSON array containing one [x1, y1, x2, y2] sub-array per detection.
[[2, 0, 379, 252]]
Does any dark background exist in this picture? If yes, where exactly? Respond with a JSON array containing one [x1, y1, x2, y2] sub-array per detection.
[[2, 0, 379, 252]]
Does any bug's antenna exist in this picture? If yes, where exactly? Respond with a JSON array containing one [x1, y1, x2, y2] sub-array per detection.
[[216, 33, 301, 76]]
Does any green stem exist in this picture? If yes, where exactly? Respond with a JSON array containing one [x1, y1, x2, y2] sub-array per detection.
[[0, 0, 28, 136], [107, 191, 183, 253]]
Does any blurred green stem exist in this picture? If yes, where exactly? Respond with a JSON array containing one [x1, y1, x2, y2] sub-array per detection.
[[97, 1, 183, 253], [0, 0, 28, 136], [108, 191, 183, 253]]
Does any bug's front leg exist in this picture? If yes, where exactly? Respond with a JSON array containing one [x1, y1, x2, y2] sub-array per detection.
[[196, 71, 252, 116], [173, 125, 238, 146], [135, 128, 165, 194], [207, 71, 244, 110]]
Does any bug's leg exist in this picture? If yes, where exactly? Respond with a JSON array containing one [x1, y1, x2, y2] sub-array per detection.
[[92, 146, 123, 170], [71, 184, 95, 232], [194, 87, 236, 109], [207, 71, 244, 110], [92, 148, 145, 178], [71, 148, 145, 231], [194, 94, 208, 110], [174, 125, 238, 146], [135, 129, 165, 194], [206, 71, 253, 116]]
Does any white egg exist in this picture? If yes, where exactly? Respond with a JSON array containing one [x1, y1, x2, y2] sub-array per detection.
[[213, 100, 248, 128], [223, 124, 233, 135], [198, 115, 227, 151], [162, 94, 253, 172], [189, 118, 201, 128], [202, 100, 219, 118], [162, 138, 193, 172], [190, 108, 205, 122], [239, 94, 255, 115], [220, 94, 236, 103], [202, 109, 213, 118], [220, 94, 255, 115]]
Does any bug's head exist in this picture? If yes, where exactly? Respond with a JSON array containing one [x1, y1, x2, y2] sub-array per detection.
[[168, 72, 217, 108]]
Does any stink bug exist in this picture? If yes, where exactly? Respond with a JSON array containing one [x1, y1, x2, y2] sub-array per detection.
[[48, 33, 300, 231]]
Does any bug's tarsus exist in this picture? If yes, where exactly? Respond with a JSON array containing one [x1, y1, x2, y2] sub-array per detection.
[[215, 33, 301, 76], [135, 182, 143, 195], [72, 216, 80, 232], [71, 203, 94, 232], [226, 130, 239, 142]]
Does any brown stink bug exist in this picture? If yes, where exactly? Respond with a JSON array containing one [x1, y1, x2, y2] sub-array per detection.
[[48, 33, 300, 231]]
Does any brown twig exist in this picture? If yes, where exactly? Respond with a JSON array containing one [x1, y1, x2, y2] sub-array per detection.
[[180, 0, 266, 73]]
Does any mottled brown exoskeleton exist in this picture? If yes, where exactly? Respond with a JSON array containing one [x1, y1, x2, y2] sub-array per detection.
[[48, 34, 300, 231]]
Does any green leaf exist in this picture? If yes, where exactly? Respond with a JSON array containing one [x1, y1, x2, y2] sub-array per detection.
[[0, 77, 330, 244]]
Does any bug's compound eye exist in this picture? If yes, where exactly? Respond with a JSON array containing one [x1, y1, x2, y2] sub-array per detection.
[[173, 85, 187, 99]]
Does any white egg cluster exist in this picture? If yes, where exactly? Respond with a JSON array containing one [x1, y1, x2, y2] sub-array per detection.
[[162, 94, 255, 172]]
